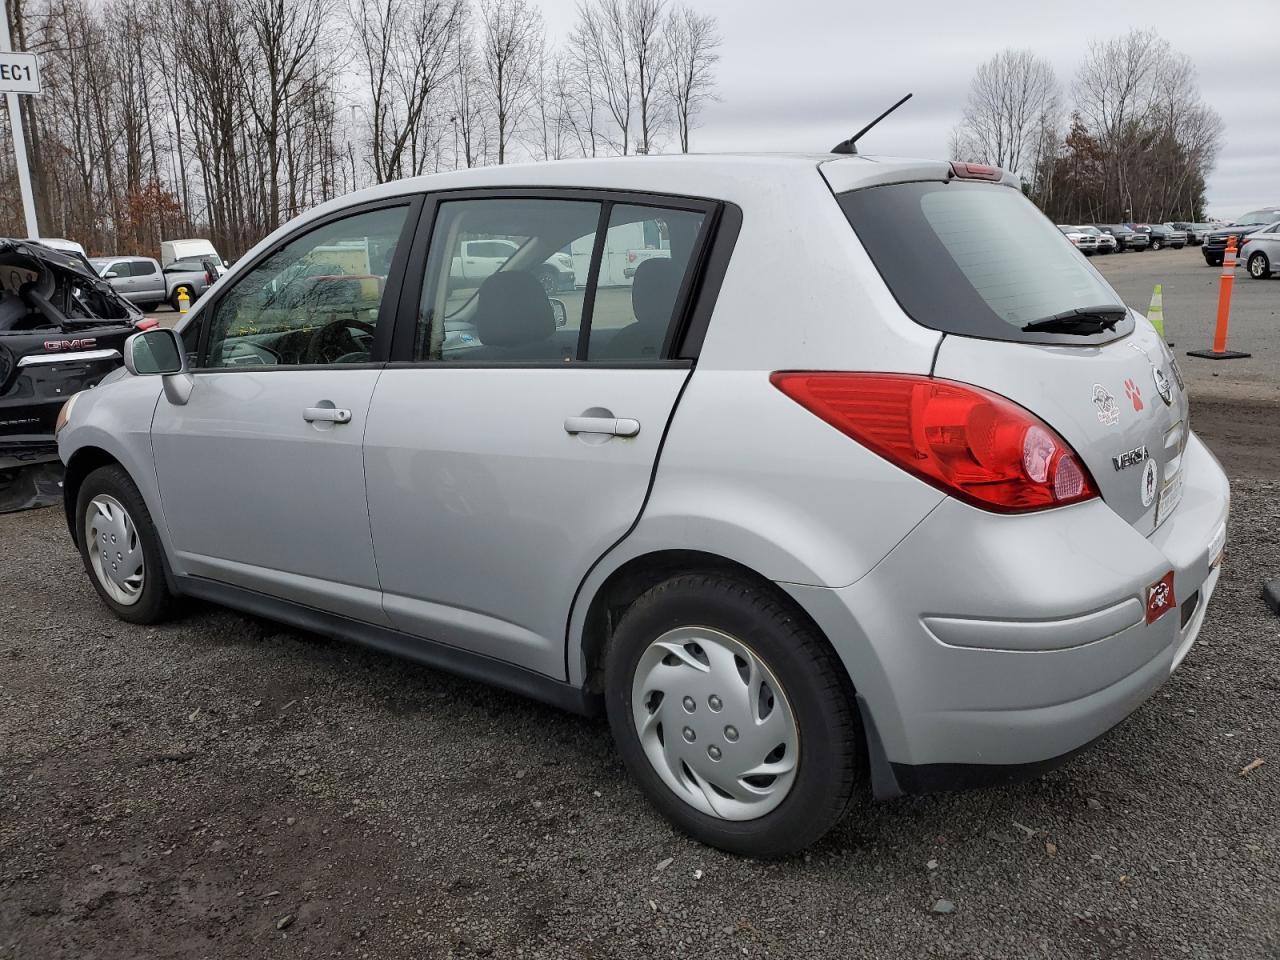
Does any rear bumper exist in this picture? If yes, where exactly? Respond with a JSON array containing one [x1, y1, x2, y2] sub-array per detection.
[[783, 431, 1229, 797]]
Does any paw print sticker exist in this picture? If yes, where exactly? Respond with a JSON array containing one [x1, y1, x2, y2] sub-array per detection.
[[1123, 378, 1144, 412]]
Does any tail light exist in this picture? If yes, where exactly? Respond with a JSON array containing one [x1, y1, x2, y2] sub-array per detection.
[[770, 372, 1100, 513]]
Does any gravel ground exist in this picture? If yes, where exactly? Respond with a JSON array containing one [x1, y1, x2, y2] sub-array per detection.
[[2, 427, 1278, 959]]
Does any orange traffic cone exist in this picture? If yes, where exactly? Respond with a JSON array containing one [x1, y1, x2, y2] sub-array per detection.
[[1187, 236, 1251, 359]]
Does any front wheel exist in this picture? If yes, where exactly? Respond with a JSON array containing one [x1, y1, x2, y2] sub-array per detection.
[[605, 572, 862, 857], [77, 465, 177, 624], [1150, 239, 1163, 251], [1249, 252, 1271, 279]]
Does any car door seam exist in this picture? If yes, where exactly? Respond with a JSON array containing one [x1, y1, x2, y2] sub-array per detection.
[[561, 365, 696, 681]]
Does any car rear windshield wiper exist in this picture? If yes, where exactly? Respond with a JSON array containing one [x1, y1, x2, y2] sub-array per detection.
[[1022, 305, 1127, 334]]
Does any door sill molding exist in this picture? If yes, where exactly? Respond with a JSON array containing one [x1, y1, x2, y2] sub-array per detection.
[[176, 575, 601, 716]]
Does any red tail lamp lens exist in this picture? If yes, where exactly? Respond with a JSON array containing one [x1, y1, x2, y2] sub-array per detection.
[[770, 372, 1100, 513]]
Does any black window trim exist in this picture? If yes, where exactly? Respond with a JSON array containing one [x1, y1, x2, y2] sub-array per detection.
[[188, 194, 425, 372], [385, 185, 738, 369]]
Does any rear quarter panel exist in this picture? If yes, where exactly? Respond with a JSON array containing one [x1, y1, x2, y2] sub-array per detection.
[[567, 166, 947, 684]]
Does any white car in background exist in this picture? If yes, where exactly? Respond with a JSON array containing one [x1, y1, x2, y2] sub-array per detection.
[[30, 237, 90, 263], [1240, 221, 1280, 278], [1078, 225, 1116, 254], [1057, 225, 1098, 255]]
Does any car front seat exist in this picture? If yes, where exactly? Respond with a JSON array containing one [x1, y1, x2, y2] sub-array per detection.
[[472, 270, 564, 360]]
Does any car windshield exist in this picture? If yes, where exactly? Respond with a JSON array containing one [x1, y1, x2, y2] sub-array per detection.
[[839, 181, 1125, 343], [1236, 209, 1280, 225]]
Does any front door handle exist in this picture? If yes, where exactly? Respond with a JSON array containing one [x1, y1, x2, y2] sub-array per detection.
[[564, 416, 640, 437], [304, 406, 352, 424]]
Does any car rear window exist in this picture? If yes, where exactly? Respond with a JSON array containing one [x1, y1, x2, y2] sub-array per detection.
[[838, 180, 1129, 343]]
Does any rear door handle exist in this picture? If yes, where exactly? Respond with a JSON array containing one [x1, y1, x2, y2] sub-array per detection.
[[564, 416, 640, 437], [304, 406, 352, 424]]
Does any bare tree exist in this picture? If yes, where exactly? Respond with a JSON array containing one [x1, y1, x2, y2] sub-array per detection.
[[949, 49, 1060, 181], [625, 0, 664, 153], [571, 0, 632, 154], [478, 0, 543, 164], [451, 18, 487, 167], [244, 0, 332, 229], [352, 0, 464, 183], [662, 4, 718, 153]]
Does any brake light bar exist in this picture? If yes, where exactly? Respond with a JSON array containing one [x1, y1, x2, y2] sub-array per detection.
[[949, 161, 1003, 182]]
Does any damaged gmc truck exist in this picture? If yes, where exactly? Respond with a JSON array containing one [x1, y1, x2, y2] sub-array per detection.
[[1, 239, 145, 508]]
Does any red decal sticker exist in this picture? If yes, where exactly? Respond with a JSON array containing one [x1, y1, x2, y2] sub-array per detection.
[[1146, 571, 1176, 624], [1124, 378, 1144, 412]]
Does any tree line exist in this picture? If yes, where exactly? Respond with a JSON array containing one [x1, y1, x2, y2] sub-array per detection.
[[949, 29, 1223, 224], [0, 0, 720, 259]]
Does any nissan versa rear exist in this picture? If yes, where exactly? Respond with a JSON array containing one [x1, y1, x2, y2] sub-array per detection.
[[57, 154, 1229, 857]]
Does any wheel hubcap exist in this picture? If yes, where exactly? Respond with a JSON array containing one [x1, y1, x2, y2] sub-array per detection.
[[85, 494, 144, 605], [631, 627, 799, 821], [1252, 257, 1265, 277]]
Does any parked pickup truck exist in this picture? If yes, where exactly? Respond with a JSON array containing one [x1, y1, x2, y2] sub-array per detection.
[[1202, 207, 1280, 266], [450, 239, 575, 293], [1, 238, 143, 475], [90, 255, 218, 311]]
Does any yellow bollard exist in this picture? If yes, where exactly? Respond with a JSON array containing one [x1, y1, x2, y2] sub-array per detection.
[[1147, 284, 1166, 341], [178, 288, 190, 314]]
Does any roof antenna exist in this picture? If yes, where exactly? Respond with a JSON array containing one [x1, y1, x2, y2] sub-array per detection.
[[831, 93, 913, 155]]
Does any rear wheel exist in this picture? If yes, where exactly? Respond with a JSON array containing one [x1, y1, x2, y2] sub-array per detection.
[[77, 465, 177, 624], [605, 572, 862, 857], [1248, 252, 1270, 279]]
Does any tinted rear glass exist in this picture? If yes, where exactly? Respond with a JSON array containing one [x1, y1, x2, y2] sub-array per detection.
[[838, 181, 1128, 344]]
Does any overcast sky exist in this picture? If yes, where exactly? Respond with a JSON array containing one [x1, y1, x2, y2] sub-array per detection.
[[539, 0, 1276, 219]]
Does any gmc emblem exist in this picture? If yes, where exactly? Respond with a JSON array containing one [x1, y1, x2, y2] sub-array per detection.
[[43, 338, 97, 351]]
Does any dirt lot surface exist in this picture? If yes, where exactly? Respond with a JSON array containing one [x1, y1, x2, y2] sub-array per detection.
[[6, 250, 1277, 958], [2, 393, 1277, 960]]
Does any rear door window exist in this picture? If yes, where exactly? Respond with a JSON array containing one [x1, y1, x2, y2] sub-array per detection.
[[839, 181, 1129, 344], [411, 196, 707, 364]]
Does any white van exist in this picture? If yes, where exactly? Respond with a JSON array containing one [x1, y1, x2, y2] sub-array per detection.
[[160, 238, 227, 274]]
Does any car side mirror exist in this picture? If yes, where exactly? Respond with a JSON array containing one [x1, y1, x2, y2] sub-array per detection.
[[124, 328, 193, 404], [103, 271, 118, 279], [549, 298, 568, 328]]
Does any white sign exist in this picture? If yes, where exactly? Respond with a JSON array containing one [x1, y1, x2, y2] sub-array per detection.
[[0, 52, 40, 94]]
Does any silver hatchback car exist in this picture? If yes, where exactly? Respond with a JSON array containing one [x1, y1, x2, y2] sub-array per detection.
[[57, 155, 1229, 857]]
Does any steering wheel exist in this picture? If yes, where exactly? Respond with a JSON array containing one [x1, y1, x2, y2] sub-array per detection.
[[303, 317, 377, 365]]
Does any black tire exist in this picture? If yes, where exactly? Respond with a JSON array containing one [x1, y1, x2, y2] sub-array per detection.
[[605, 572, 862, 858], [1248, 252, 1270, 279], [76, 464, 177, 624]]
